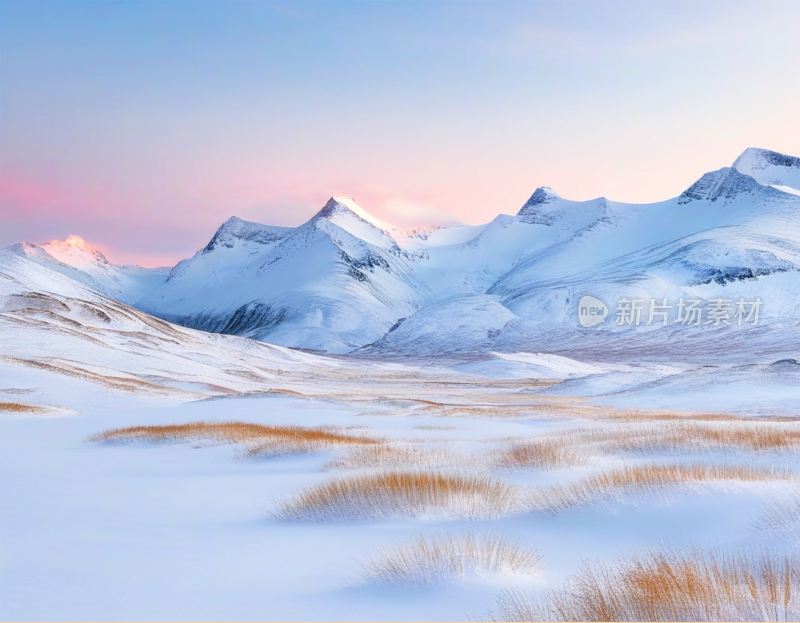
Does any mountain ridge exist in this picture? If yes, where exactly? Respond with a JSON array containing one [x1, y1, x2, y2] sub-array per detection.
[[5, 146, 800, 357]]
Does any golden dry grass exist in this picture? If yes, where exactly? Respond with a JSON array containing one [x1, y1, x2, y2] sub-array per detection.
[[410, 400, 762, 423], [277, 470, 522, 520], [751, 493, 800, 534], [325, 444, 479, 471], [493, 438, 583, 470], [493, 422, 800, 473], [487, 548, 800, 621], [572, 422, 800, 454], [360, 532, 541, 585], [88, 421, 379, 457], [0, 401, 46, 414], [530, 463, 794, 514]]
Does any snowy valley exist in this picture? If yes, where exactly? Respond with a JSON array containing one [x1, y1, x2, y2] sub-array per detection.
[[2, 147, 800, 621]]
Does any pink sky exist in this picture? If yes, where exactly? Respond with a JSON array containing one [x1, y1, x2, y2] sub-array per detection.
[[1, 1, 799, 267]]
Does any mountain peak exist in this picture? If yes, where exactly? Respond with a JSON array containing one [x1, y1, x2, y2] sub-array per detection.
[[520, 187, 560, 210], [679, 148, 800, 203], [203, 216, 291, 253], [733, 147, 800, 173], [40, 235, 109, 265], [316, 196, 388, 230], [517, 187, 562, 224], [732, 148, 800, 194], [64, 234, 90, 248], [679, 166, 764, 204]]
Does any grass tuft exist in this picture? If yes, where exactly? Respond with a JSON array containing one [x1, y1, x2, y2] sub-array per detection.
[[87, 421, 379, 457], [493, 438, 582, 470], [751, 493, 800, 534], [360, 532, 541, 584], [530, 463, 794, 514], [494, 422, 800, 474], [575, 422, 800, 454], [325, 444, 478, 471], [0, 402, 46, 414], [486, 547, 800, 621], [277, 470, 521, 520]]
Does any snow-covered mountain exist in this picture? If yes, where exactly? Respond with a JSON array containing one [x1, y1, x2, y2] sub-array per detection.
[[732, 147, 800, 195], [0, 241, 344, 399], [8, 236, 170, 305], [369, 148, 800, 361], [4, 147, 800, 360], [136, 197, 431, 353]]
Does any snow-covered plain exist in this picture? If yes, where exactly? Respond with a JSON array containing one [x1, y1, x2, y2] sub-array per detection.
[[2, 147, 800, 621], [3, 339, 799, 621]]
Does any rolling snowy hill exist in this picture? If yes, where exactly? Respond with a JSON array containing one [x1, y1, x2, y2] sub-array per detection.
[[9, 236, 170, 305], [0, 242, 345, 398], [137, 197, 432, 353]]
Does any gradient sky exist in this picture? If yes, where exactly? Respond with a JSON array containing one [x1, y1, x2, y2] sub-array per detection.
[[1, 0, 799, 266]]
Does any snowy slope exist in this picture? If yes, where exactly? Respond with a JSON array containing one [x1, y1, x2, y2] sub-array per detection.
[[733, 147, 800, 194], [365, 148, 800, 361], [10, 235, 170, 305], [139, 198, 431, 353], [137, 188, 617, 351], [0, 245, 342, 398]]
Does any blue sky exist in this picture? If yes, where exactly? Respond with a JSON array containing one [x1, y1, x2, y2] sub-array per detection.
[[1, 0, 799, 264]]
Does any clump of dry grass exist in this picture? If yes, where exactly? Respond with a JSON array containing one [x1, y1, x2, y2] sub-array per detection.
[[530, 463, 794, 514], [493, 438, 583, 470], [488, 420, 800, 476], [88, 421, 379, 457], [502, 422, 800, 470], [0, 402, 46, 414], [276, 470, 521, 520], [486, 548, 800, 621], [360, 532, 541, 585], [573, 422, 800, 455], [751, 493, 800, 534], [325, 444, 479, 471]]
